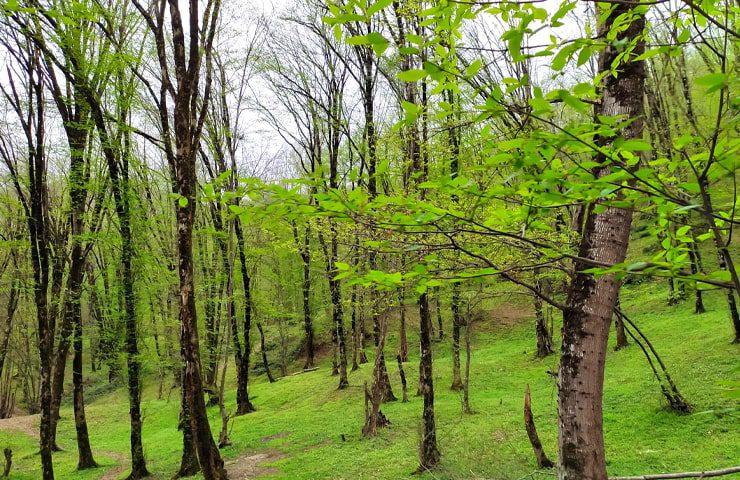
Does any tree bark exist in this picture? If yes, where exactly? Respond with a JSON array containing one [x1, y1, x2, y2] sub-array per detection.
[[558, 5, 645, 480], [417, 293, 440, 471], [257, 323, 275, 383], [233, 219, 256, 415], [72, 302, 97, 469], [293, 223, 314, 369], [398, 289, 408, 363], [450, 284, 463, 390]]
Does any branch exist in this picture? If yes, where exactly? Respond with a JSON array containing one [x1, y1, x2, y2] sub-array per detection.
[[611, 465, 740, 480]]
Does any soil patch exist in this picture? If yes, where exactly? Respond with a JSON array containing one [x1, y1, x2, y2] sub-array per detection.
[[225, 449, 286, 479], [260, 431, 290, 443], [99, 451, 128, 480], [0, 414, 38, 438]]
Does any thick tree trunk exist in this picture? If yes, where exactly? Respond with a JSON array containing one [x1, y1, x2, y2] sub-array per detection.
[[557, 5, 645, 479], [176, 367, 200, 478], [417, 293, 440, 471], [175, 140, 227, 479]]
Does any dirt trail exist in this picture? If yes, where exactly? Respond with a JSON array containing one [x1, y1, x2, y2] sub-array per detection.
[[0, 413, 38, 438], [99, 451, 128, 480], [225, 449, 286, 479], [0, 414, 284, 479]]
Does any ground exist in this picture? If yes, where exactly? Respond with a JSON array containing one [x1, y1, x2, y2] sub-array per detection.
[[0, 280, 738, 479]]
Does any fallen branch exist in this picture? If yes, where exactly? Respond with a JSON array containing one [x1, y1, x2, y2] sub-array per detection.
[[291, 367, 319, 375], [523, 384, 554, 469], [611, 465, 740, 479]]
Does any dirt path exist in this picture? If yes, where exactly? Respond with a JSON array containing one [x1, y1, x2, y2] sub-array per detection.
[[225, 449, 286, 479], [0, 413, 38, 438], [0, 414, 284, 479], [99, 451, 128, 480]]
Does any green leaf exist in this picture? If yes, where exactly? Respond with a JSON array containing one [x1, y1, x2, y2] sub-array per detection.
[[178, 196, 189, 208], [551, 43, 578, 72], [619, 139, 652, 152], [397, 69, 427, 82], [695, 73, 728, 94], [367, 0, 392, 16]]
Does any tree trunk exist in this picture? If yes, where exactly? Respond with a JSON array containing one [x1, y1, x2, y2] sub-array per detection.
[[396, 355, 408, 403], [329, 222, 349, 389], [257, 323, 275, 383], [417, 293, 440, 471], [0, 273, 18, 383], [434, 287, 443, 340], [72, 303, 97, 470], [687, 238, 705, 314], [462, 317, 472, 415], [293, 222, 314, 369], [450, 284, 463, 390], [176, 147, 227, 478], [176, 367, 200, 478], [398, 289, 408, 363], [558, 5, 645, 480], [233, 219, 256, 415]]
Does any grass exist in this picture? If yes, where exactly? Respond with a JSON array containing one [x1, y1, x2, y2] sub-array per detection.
[[1, 279, 738, 479]]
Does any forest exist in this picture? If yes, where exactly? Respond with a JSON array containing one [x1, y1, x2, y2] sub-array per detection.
[[0, 0, 738, 478]]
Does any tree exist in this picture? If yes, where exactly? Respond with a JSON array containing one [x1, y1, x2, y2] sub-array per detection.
[[131, 0, 227, 476], [557, 4, 647, 479]]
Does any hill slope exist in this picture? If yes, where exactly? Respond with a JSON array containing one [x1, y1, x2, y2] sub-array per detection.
[[0, 282, 738, 479]]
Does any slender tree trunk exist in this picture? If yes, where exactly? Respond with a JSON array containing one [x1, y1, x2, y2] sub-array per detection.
[[296, 224, 314, 369], [330, 221, 349, 389], [450, 284, 463, 390], [434, 287, 443, 340], [257, 323, 275, 383], [558, 5, 645, 479], [613, 296, 629, 350], [462, 316, 472, 414], [0, 273, 19, 389], [398, 289, 408, 363], [533, 269, 554, 357], [351, 283, 360, 372], [687, 237, 705, 314], [396, 355, 408, 403], [417, 293, 440, 471], [72, 303, 97, 469], [233, 219, 256, 415]]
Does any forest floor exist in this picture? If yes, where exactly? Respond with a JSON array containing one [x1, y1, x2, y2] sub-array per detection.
[[0, 280, 738, 479]]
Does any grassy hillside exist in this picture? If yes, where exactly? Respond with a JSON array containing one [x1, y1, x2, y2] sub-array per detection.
[[0, 280, 738, 480]]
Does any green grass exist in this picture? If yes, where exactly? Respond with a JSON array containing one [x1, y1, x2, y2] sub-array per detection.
[[1, 281, 738, 479]]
